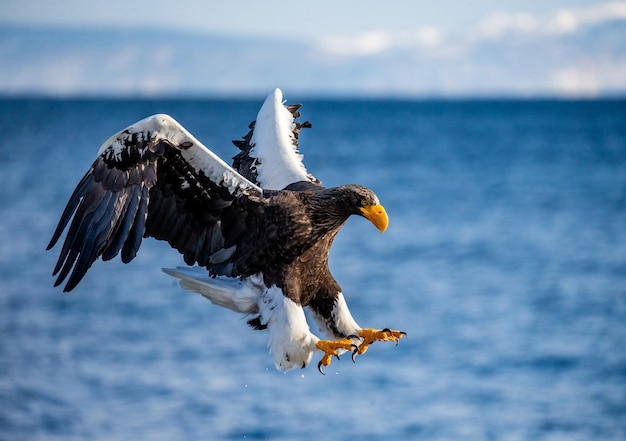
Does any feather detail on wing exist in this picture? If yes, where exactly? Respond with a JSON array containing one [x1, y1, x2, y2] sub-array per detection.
[[47, 114, 262, 292], [232, 88, 318, 190]]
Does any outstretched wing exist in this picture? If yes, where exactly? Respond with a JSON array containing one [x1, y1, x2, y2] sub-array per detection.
[[232, 88, 319, 190], [47, 113, 263, 292]]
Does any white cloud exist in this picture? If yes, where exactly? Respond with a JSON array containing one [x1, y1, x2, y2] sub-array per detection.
[[413, 26, 442, 49], [552, 10, 579, 33], [476, 12, 538, 39], [551, 2, 626, 33], [321, 31, 392, 57], [321, 1, 626, 57], [319, 26, 446, 58], [474, 1, 626, 39], [550, 55, 626, 97], [551, 66, 600, 96]]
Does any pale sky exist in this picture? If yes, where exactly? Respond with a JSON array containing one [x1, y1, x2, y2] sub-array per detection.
[[0, 0, 607, 40], [2, 1, 624, 96]]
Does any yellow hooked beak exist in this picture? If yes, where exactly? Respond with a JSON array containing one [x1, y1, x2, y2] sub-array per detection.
[[359, 204, 389, 233]]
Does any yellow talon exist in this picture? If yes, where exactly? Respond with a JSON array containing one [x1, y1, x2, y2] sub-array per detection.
[[315, 338, 358, 374], [356, 327, 406, 355], [315, 328, 405, 374]]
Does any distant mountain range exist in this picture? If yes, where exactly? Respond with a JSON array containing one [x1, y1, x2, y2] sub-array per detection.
[[1, 17, 625, 97]]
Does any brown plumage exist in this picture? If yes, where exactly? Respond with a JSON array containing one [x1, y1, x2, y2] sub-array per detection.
[[47, 89, 403, 372]]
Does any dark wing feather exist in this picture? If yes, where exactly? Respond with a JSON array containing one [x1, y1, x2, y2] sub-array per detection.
[[48, 114, 262, 292]]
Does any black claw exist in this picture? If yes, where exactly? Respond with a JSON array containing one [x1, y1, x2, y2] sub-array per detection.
[[334, 353, 341, 361], [317, 360, 326, 375], [397, 331, 407, 345], [382, 327, 392, 333], [351, 346, 359, 363], [347, 334, 361, 341]]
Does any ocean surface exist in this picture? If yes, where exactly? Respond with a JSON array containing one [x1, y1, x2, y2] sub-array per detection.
[[0, 97, 625, 441]]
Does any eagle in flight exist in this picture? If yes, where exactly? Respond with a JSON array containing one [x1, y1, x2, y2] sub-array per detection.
[[47, 89, 405, 373]]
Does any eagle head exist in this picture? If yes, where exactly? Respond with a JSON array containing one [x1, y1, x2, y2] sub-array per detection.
[[313, 184, 389, 233]]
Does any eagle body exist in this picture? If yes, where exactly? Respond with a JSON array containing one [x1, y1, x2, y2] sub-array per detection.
[[48, 89, 403, 372]]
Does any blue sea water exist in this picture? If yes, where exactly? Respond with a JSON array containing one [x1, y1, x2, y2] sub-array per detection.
[[0, 97, 625, 441]]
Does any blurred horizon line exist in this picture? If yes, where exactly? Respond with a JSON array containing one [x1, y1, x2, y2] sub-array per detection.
[[1, 19, 625, 99]]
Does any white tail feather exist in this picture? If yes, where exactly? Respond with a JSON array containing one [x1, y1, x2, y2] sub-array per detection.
[[162, 267, 261, 314]]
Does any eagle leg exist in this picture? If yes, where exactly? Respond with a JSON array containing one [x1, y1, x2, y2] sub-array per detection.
[[315, 338, 359, 375], [355, 328, 407, 356]]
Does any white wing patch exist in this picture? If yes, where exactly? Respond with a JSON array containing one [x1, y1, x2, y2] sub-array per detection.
[[99, 113, 262, 195], [250, 88, 315, 190]]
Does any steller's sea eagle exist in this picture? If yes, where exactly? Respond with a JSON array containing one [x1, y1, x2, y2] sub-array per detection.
[[47, 88, 405, 373]]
